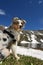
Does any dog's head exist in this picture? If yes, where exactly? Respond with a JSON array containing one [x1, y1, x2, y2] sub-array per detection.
[[0, 31, 10, 47], [12, 17, 26, 31]]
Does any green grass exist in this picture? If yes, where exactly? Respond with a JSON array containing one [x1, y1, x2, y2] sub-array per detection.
[[0, 55, 43, 65]]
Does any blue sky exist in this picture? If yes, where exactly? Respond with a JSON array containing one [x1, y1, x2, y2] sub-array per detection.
[[0, 0, 43, 30]]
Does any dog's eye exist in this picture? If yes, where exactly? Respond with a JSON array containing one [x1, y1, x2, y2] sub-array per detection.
[[21, 22, 23, 25], [3, 38, 7, 41], [13, 21, 19, 24]]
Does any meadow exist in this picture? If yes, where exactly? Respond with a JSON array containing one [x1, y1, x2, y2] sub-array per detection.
[[0, 55, 43, 65]]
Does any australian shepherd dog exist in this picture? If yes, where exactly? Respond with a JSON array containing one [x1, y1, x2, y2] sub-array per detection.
[[0, 17, 26, 61]]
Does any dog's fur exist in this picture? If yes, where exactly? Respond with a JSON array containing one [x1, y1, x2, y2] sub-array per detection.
[[0, 17, 26, 61]]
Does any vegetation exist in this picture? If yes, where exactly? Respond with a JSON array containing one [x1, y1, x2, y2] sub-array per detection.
[[0, 55, 43, 65]]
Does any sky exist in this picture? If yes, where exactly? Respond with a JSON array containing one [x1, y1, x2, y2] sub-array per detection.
[[0, 0, 43, 30]]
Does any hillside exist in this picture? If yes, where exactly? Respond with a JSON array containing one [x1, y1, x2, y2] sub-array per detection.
[[19, 30, 43, 49]]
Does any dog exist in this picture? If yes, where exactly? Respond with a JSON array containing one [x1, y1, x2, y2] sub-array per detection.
[[0, 17, 26, 61], [0, 29, 16, 61]]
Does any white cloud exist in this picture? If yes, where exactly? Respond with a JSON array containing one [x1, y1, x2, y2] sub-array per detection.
[[38, 0, 43, 4], [0, 9, 6, 15]]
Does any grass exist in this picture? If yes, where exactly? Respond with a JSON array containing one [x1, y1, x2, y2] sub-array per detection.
[[0, 55, 43, 65]]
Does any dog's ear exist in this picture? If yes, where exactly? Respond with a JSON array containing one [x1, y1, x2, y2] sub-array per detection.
[[21, 20, 26, 26], [12, 17, 19, 23], [3, 30, 14, 39], [22, 20, 26, 24], [0, 25, 5, 31]]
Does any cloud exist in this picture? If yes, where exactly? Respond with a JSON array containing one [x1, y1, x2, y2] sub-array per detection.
[[0, 9, 6, 15], [38, 0, 43, 4]]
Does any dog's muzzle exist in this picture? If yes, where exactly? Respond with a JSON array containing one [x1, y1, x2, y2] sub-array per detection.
[[20, 26, 22, 28]]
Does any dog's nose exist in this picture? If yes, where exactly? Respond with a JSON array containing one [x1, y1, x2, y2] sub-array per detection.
[[3, 38, 7, 41]]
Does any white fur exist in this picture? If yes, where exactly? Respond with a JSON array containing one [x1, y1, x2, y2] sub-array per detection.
[[0, 31, 11, 60], [0, 18, 25, 61], [17, 20, 22, 26], [9, 19, 24, 60]]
